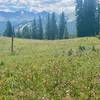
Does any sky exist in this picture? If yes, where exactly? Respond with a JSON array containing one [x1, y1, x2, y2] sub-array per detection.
[[0, 0, 75, 12], [0, 0, 75, 20]]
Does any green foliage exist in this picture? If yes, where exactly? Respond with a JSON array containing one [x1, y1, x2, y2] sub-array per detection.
[[37, 16, 43, 39], [76, 0, 98, 37], [50, 12, 58, 40], [45, 13, 51, 39], [58, 12, 66, 39], [68, 49, 73, 56], [0, 61, 4, 66], [92, 46, 96, 52], [4, 21, 14, 37], [78, 45, 86, 52]]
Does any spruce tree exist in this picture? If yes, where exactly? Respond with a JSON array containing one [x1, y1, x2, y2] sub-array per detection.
[[4, 21, 14, 37], [97, 0, 100, 34], [83, 0, 97, 36], [50, 12, 58, 40], [64, 24, 69, 39], [4, 21, 15, 52], [76, 0, 84, 37], [45, 13, 51, 40], [59, 12, 66, 39], [76, 0, 97, 37], [38, 16, 43, 39]]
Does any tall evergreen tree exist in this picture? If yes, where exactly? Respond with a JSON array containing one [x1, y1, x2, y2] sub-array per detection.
[[50, 12, 58, 40], [38, 16, 43, 39], [4, 21, 15, 52], [31, 18, 37, 39], [59, 12, 66, 39], [84, 0, 97, 36], [76, 0, 84, 37], [97, 0, 100, 34], [45, 13, 51, 39], [4, 21, 14, 37], [76, 0, 97, 37], [64, 24, 69, 39]]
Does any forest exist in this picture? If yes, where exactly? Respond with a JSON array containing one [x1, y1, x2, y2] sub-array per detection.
[[3, 0, 100, 40]]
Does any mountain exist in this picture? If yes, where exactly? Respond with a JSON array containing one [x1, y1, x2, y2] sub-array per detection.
[[0, 10, 76, 35], [0, 10, 49, 22], [0, 10, 49, 33]]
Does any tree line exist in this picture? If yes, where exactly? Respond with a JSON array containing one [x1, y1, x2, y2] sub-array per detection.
[[4, 12, 69, 40], [76, 0, 100, 37], [3, 0, 100, 39]]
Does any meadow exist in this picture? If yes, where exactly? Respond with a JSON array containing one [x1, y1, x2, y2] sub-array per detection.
[[0, 37, 100, 100]]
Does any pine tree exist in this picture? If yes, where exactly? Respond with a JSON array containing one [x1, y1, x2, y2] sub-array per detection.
[[4, 21, 15, 52], [76, 0, 97, 37], [59, 12, 66, 39], [4, 21, 14, 37], [83, 0, 97, 36], [45, 13, 51, 40], [96, 0, 100, 34], [76, 0, 84, 37], [31, 18, 37, 39], [38, 16, 43, 39], [50, 12, 58, 40], [64, 24, 69, 39]]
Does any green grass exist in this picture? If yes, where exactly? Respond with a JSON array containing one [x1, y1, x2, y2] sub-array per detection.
[[0, 37, 100, 100]]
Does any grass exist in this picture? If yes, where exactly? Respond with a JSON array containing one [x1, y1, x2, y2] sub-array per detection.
[[0, 37, 100, 100]]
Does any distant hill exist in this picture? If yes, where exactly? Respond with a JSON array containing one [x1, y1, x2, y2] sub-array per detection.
[[0, 10, 76, 35]]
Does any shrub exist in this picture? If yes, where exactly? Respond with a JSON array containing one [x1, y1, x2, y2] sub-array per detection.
[[0, 61, 4, 66], [92, 46, 96, 52], [78, 46, 86, 52], [68, 49, 73, 56]]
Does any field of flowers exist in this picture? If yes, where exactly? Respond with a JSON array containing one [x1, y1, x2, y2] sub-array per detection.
[[0, 37, 100, 100]]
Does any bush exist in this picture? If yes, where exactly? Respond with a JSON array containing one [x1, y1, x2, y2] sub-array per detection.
[[68, 49, 73, 56], [78, 46, 86, 52], [96, 35, 100, 39], [92, 46, 96, 52], [0, 61, 4, 66]]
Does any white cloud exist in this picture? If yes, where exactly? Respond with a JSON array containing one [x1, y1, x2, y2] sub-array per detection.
[[0, 0, 75, 12], [0, 0, 75, 20]]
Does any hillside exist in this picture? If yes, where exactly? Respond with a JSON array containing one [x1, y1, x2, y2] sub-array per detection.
[[0, 37, 100, 99]]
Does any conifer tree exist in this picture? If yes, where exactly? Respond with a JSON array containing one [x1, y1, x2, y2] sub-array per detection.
[[4, 21, 14, 37], [76, 0, 84, 37], [4, 21, 15, 52], [45, 13, 51, 39], [96, 0, 100, 34], [50, 12, 58, 40], [38, 16, 43, 39], [59, 12, 66, 39], [64, 24, 69, 39], [83, 0, 97, 36], [76, 0, 97, 37]]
